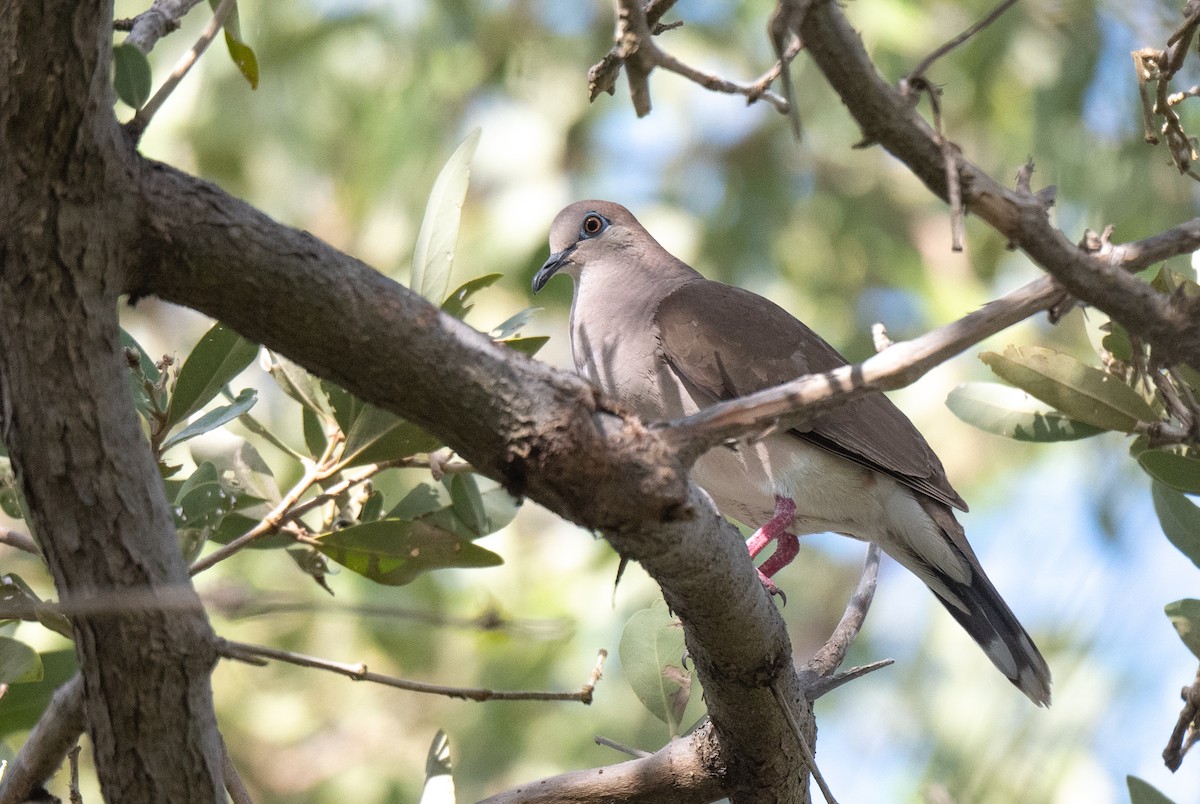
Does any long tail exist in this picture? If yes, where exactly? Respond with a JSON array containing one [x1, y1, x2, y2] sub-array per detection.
[[893, 498, 1052, 706]]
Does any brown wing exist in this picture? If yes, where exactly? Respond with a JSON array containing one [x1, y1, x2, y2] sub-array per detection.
[[655, 280, 968, 512]]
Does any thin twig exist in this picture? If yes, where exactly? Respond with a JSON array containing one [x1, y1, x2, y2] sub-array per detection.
[[805, 544, 882, 678], [770, 681, 837, 804], [67, 745, 82, 804], [126, 0, 238, 140], [903, 0, 1019, 90], [217, 639, 608, 703], [0, 675, 86, 804], [220, 737, 253, 804], [593, 735, 650, 758], [0, 527, 39, 556], [1164, 663, 1200, 770]]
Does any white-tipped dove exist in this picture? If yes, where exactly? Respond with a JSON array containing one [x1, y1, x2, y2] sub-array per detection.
[[533, 200, 1051, 706]]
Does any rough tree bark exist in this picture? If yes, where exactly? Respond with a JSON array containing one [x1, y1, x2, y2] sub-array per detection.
[[0, 3, 224, 802]]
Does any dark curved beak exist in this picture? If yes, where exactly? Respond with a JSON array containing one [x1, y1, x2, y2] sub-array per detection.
[[532, 244, 576, 293]]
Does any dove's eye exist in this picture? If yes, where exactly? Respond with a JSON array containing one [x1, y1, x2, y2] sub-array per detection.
[[580, 213, 608, 238]]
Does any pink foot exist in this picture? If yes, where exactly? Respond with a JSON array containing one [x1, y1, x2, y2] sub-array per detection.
[[746, 496, 797, 600]]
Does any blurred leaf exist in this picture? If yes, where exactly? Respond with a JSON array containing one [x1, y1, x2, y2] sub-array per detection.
[[0, 648, 77, 738], [946, 382, 1104, 442], [490, 307, 541, 340], [499, 336, 549, 357], [208, 0, 259, 89], [113, 43, 151, 108], [619, 601, 691, 736], [441, 273, 502, 320], [190, 434, 280, 504], [449, 474, 487, 536], [411, 128, 481, 302], [388, 482, 445, 520], [980, 345, 1157, 432], [315, 518, 502, 586], [1139, 449, 1200, 494], [361, 489, 384, 523], [418, 486, 518, 540], [1101, 321, 1134, 362], [267, 352, 335, 421], [1152, 482, 1200, 568], [302, 407, 327, 458], [161, 388, 257, 451], [0, 458, 25, 521], [174, 462, 236, 531], [419, 729, 455, 804], [0, 575, 69, 639], [166, 322, 258, 430], [1128, 775, 1175, 804], [1165, 599, 1200, 660], [207, 512, 289, 549]]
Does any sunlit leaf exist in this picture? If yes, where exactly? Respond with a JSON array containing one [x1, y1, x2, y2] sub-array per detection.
[[499, 336, 549, 357], [619, 601, 692, 736], [1152, 482, 1200, 569], [419, 729, 455, 804], [490, 307, 542, 340], [946, 382, 1104, 441], [166, 322, 258, 430], [1139, 449, 1200, 494], [113, 44, 152, 109], [161, 388, 257, 451], [208, 0, 259, 89], [1165, 599, 1200, 660], [441, 273, 502, 320], [411, 128, 481, 302], [980, 345, 1157, 432], [315, 519, 502, 586]]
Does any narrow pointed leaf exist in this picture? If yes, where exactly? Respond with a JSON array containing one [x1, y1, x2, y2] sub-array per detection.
[[167, 322, 258, 429], [417, 487, 518, 540], [946, 382, 1104, 441], [499, 336, 549, 357], [441, 273, 502, 320], [980, 345, 1157, 432], [267, 353, 335, 421], [341, 404, 441, 468], [161, 388, 257, 450], [411, 128, 481, 301], [490, 307, 542, 340], [1152, 482, 1200, 568], [449, 474, 487, 536], [208, 0, 259, 88]]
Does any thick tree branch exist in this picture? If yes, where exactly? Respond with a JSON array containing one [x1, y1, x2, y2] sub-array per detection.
[[793, 0, 1200, 369], [132, 161, 815, 801]]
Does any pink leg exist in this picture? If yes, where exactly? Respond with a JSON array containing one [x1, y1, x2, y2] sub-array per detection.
[[746, 496, 797, 598]]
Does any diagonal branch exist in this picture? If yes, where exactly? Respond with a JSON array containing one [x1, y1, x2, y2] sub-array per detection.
[[793, 0, 1200, 370]]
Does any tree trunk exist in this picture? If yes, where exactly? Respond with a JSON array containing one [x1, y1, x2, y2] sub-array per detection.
[[0, 3, 224, 800]]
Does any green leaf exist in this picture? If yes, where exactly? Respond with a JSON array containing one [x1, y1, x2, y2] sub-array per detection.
[[315, 519, 503, 586], [302, 407, 328, 458], [499, 336, 549, 357], [113, 44, 152, 108], [0, 648, 77, 738], [388, 482, 445, 520], [340, 403, 441, 468], [0, 458, 26, 521], [411, 128, 481, 302], [619, 601, 692, 736], [189, 434, 280, 505], [946, 382, 1105, 442], [449, 474, 487, 536], [1152, 482, 1200, 568], [161, 388, 258, 451], [166, 322, 258, 430], [441, 273, 502, 320], [1139, 449, 1200, 494], [1165, 599, 1200, 660], [1128, 775, 1176, 804], [980, 345, 1157, 432], [207, 512, 289, 549], [0, 637, 42, 684], [173, 462, 236, 531], [417, 486, 518, 540], [267, 353, 335, 421], [208, 0, 259, 89]]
